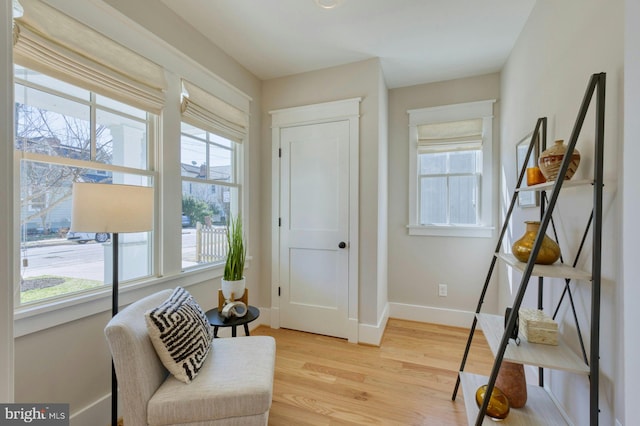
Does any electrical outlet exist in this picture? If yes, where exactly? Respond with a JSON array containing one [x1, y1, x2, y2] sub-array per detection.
[[438, 284, 447, 297]]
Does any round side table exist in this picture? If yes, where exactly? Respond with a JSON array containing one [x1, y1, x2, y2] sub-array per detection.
[[205, 305, 260, 338]]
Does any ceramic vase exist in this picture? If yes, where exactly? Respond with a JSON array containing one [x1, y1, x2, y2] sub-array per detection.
[[538, 139, 580, 181], [221, 277, 246, 302], [495, 361, 527, 408], [512, 221, 561, 265]]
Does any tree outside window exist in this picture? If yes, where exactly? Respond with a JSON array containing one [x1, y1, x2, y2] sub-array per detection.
[[15, 66, 153, 304]]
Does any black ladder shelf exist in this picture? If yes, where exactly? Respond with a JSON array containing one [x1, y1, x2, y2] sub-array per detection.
[[451, 72, 605, 425]]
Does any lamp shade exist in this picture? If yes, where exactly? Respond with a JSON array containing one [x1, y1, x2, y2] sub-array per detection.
[[71, 183, 153, 233]]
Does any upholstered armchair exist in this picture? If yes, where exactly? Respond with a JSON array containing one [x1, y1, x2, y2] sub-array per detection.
[[105, 289, 276, 426]]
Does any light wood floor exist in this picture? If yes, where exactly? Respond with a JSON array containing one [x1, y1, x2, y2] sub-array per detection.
[[252, 318, 494, 426]]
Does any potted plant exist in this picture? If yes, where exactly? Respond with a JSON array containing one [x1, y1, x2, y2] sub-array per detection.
[[221, 214, 246, 303]]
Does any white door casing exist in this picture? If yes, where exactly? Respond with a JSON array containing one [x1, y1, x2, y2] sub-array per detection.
[[270, 98, 360, 343]]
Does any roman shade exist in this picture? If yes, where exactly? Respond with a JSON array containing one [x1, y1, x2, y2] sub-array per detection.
[[417, 118, 483, 152], [13, 0, 166, 113], [181, 80, 248, 143]]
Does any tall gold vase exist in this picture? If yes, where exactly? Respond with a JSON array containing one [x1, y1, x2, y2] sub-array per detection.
[[512, 221, 561, 265]]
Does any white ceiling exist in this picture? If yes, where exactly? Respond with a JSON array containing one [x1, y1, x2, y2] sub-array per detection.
[[160, 0, 536, 89]]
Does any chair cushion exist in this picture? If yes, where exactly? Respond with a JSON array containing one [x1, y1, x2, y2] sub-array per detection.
[[147, 336, 276, 426], [145, 286, 214, 383]]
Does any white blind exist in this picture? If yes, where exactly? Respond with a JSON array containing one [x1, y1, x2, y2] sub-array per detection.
[[13, 0, 166, 113], [417, 118, 482, 152], [181, 80, 248, 143]]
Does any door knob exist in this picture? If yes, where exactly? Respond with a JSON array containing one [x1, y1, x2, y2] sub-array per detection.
[[338, 241, 347, 249]]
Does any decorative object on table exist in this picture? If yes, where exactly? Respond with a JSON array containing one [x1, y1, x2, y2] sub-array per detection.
[[516, 132, 540, 207], [526, 166, 546, 186], [206, 305, 261, 338], [218, 288, 249, 310], [221, 300, 248, 319], [475, 384, 510, 420], [71, 182, 153, 426], [519, 308, 559, 345], [538, 139, 581, 181], [512, 220, 561, 265], [220, 214, 246, 305], [496, 361, 527, 408], [504, 307, 520, 345]]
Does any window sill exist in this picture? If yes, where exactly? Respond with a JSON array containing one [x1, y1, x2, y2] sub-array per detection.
[[13, 260, 246, 337], [407, 224, 494, 238]]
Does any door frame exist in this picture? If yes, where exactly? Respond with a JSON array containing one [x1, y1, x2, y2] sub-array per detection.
[[270, 98, 360, 343]]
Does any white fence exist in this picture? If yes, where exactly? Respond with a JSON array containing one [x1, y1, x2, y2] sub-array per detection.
[[196, 223, 227, 263]]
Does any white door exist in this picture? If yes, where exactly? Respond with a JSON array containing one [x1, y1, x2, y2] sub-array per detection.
[[279, 120, 350, 338]]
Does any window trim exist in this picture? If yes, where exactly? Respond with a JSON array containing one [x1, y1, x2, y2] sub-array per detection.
[[13, 262, 229, 337], [407, 100, 496, 238]]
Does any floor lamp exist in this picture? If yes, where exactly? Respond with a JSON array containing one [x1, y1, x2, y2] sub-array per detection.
[[71, 182, 154, 426]]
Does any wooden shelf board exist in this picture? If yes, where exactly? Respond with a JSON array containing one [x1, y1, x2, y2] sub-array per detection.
[[477, 313, 590, 374], [459, 372, 573, 425], [515, 179, 592, 192], [497, 253, 592, 281]]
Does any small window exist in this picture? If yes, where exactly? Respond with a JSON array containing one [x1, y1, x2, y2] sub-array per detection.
[[408, 101, 495, 237]]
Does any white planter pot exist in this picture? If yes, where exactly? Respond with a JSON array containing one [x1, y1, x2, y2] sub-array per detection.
[[221, 277, 246, 302]]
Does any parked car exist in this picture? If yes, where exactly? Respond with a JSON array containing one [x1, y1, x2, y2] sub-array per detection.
[[181, 214, 191, 228], [67, 231, 110, 244]]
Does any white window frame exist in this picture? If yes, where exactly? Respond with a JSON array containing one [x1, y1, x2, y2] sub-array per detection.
[[14, 67, 158, 307], [10, 0, 253, 337], [407, 100, 495, 238], [179, 123, 243, 271]]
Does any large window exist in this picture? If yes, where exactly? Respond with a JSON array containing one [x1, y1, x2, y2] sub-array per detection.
[[408, 100, 495, 237], [15, 65, 155, 305]]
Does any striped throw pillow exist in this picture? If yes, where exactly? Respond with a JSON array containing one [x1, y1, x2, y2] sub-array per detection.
[[145, 287, 214, 383]]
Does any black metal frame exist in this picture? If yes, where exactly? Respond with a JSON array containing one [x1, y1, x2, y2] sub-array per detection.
[[451, 72, 605, 426]]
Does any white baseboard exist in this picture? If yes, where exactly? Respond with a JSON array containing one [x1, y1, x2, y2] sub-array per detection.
[[544, 385, 574, 425], [389, 302, 475, 328], [256, 306, 270, 329], [264, 302, 471, 344], [70, 393, 110, 426], [357, 303, 389, 346]]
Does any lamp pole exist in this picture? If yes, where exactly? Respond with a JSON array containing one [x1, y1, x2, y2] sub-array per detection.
[[111, 232, 119, 426]]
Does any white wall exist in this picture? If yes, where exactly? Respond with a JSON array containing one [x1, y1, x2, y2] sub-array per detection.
[[623, 0, 640, 423], [376, 68, 389, 322], [500, 0, 623, 423], [387, 73, 501, 325], [261, 58, 388, 328]]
